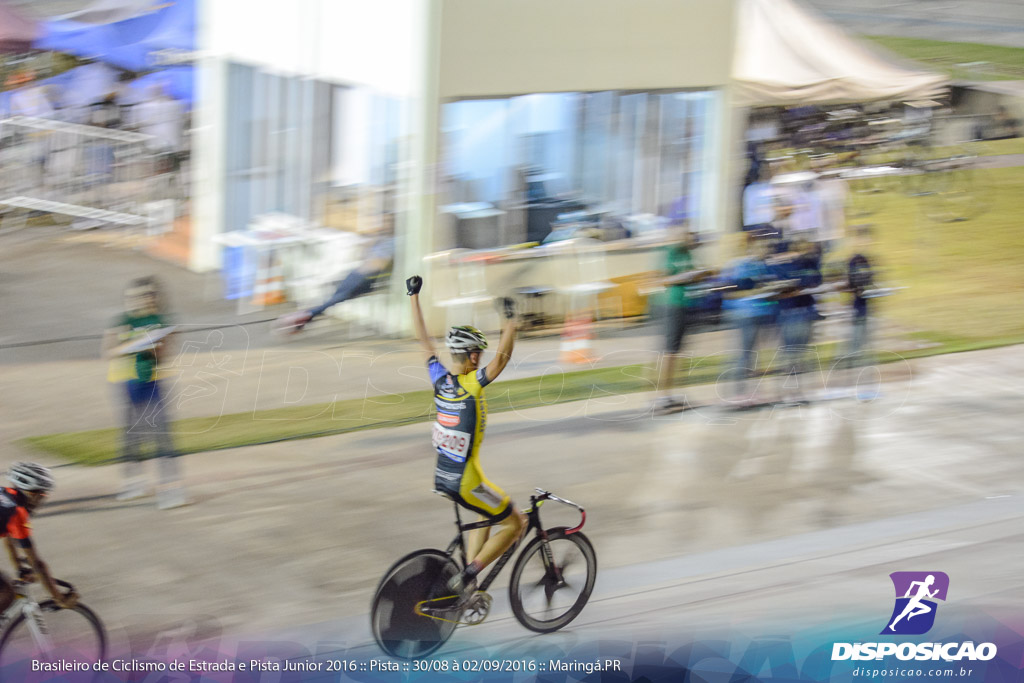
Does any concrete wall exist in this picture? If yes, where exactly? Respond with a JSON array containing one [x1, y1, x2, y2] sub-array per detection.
[[192, 0, 428, 272], [194, 0, 740, 340], [432, 0, 738, 270], [438, 0, 735, 99], [202, 0, 422, 95]]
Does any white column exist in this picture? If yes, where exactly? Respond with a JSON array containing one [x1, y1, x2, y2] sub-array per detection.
[[396, 0, 444, 335], [189, 55, 228, 272], [703, 85, 740, 266]]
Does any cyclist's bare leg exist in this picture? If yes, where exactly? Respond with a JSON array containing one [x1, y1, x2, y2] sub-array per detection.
[[466, 515, 491, 564], [471, 509, 527, 570]]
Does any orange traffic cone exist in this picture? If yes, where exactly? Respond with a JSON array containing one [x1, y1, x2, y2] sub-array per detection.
[[253, 257, 286, 306], [559, 312, 597, 364]]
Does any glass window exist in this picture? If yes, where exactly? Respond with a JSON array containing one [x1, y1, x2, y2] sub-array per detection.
[[440, 89, 720, 248]]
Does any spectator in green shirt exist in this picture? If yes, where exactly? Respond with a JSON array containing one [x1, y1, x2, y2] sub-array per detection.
[[655, 227, 714, 415], [102, 277, 187, 509]]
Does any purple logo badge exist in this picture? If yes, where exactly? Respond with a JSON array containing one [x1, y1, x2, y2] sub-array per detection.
[[881, 571, 949, 635]]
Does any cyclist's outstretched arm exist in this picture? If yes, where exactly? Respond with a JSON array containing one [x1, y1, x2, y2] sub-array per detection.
[[406, 276, 437, 362], [485, 298, 517, 381], [21, 541, 77, 609]]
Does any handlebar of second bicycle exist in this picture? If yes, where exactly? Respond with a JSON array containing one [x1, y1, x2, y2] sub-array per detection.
[[12, 576, 76, 597]]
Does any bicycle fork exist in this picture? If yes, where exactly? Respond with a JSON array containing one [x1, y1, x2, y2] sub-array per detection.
[[22, 602, 56, 658], [539, 536, 564, 584], [536, 533, 568, 600]]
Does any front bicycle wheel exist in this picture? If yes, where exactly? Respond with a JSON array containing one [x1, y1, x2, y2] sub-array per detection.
[[509, 528, 596, 633], [0, 602, 106, 681], [370, 549, 459, 660]]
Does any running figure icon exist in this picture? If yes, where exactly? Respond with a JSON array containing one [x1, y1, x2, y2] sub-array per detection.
[[881, 571, 949, 635], [889, 575, 938, 631]]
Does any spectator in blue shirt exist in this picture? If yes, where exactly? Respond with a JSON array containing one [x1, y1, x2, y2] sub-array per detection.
[[840, 225, 876, 376], [770, 238, 823, 403], [722, 229, 780, 406]]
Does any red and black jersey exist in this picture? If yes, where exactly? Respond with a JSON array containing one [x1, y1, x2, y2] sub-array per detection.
[[0, 487, 32, 547]]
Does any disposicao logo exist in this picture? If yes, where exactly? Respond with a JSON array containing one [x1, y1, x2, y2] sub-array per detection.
[[882, 571, 948, 635], [832, 571, 997, 662]]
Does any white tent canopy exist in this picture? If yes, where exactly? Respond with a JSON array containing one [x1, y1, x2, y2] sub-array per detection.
[[53, 0, 161, 25], [732, 0, 948, 106]]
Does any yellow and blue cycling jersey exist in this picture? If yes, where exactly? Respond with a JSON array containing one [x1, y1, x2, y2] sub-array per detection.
[[428, 356, 511, 521]]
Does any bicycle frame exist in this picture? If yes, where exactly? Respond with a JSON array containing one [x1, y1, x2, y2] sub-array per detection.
[[442, 488, 586, 594], [1, 582, 56, 653], [0, 601, 17, 631]]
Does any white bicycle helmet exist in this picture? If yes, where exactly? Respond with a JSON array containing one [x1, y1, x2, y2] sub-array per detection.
[[445, 325, 488, 352], [7, 462, 55, 493]]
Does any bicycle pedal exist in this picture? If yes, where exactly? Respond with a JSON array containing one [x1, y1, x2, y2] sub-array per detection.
[[462, 592, 492, 626]]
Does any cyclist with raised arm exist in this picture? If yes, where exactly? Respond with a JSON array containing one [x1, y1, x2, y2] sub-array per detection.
[[0, 463, 77, 613], [406, 275, 527, 604]]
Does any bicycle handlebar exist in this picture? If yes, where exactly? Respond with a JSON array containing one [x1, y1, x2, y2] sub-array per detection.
[[534, 488, 583, 510], [11, 577, 75, 596], [533, 489, 587, 534]]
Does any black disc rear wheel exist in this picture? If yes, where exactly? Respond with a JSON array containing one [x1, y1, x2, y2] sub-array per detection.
[[370, 550, 459, 659]]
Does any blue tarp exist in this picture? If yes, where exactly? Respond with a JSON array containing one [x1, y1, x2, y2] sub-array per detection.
[[25, 1, 195, 112], [34, 0, 194, 72], [138, 0, 195, 58]]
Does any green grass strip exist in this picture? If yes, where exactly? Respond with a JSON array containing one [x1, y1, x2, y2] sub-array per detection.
[[863, 36, 1024, 81], [22, 334, 1022, 466], [23, 361, 676, 466]]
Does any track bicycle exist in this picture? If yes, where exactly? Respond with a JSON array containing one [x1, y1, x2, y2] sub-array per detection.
[[0, 578, 106, 679], [371, 489, 596, 659], [909, 148, 988, 223]]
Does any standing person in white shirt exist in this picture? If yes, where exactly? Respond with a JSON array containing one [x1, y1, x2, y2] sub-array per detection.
[[135, 83, 187, 198], [788, 177, 825, 243], [742, 166, 775, 232], [9, 72, 56, 195], [136, 84, 185, 155], [9, 72, 54, 119], [115, 72, 145, 131], [816, 172, 848, 254]]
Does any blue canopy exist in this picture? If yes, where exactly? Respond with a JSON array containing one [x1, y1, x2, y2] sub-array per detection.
[[139, 0, 195, 59], [34, 0, 193, 72]]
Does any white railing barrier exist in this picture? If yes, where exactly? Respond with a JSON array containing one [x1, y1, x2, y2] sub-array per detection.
[[0, 115, 167, 231]]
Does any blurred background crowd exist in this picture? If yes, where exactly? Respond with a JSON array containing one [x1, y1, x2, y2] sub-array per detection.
[[0, 0, 1021, 655], [0, 0, 1021, 461]]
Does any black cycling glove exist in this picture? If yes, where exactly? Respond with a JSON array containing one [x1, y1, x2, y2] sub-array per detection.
[[498, 296, 516, 320], [406, 276, 423, 296]]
